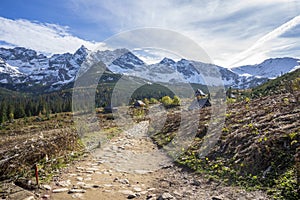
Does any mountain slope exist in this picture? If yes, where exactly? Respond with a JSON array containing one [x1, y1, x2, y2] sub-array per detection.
[[0, 46, 90, 89], [106, 56, 268, 88], [232, 57, 300, 79], [252, 68, 300, 98], [151, 89, 300, 199], [0, 46, 299, 92], [0, 58, 23, 83]]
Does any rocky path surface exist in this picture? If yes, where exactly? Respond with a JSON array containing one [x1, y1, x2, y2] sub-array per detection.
[[37, 121, 270, 200]]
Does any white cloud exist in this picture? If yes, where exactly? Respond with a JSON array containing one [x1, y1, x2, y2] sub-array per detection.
[[68, 0, 300, 66], [0, 17, 103, 54], [1, 1, 300, 67], [227, 15, 300, 67], [132, 47, 181, 64]]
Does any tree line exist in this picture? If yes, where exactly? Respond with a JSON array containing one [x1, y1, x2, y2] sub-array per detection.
[[0, 91, 72, 123], [0, 81, 207, 124]]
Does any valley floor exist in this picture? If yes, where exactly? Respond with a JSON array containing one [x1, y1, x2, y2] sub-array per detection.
[[12, 121, 269, 200]]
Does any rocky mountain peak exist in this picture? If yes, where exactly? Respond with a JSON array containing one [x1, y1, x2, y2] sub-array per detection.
[[111, 51, 144, 69], [159, 57, 175, 65], [74, 45, 89, 56], [232, 57, 300, 79], [0, 45, 299, 91]]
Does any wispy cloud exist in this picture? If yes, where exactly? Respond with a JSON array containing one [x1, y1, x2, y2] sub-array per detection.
[[0, 17, 102, 54], [1, 1, 300, 67], [68, 0, 300, 66], [227, 15, 300, 67], [132, 47, 181, 64]]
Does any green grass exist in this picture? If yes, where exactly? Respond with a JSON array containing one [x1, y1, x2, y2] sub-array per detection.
[[252, 68, 300, 97]]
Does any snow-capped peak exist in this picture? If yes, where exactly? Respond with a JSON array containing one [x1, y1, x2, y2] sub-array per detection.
[[0, 45, 91, 88], [74, 45, 89, 55], [111, 51, 144, 69], [72, 45, 90, 65], [0, 45, 299, 91], [159, 57, 176, 65], [0, 57, 23, 77], [232, 57, 300, 79]]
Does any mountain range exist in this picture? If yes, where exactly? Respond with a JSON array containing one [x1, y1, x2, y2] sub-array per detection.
[[0, 45, 299, 92]]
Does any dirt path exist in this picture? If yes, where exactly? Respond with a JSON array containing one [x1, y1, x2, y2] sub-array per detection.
[[40, 121, 270, 200]]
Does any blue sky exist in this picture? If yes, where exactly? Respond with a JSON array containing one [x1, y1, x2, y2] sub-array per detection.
[[0, 0, 113, 41], [0, 0, 300, 67]]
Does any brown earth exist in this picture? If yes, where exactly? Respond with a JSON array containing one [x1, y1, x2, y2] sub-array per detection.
[[1, 91, 299, 199], [40, 121, 269, 200]]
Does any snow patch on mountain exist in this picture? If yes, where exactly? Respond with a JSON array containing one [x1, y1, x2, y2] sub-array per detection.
[[0, 45, 91, 87], [232, 57, 300, 79], [0, 58, 22, 75], [0, 46, 299, 90]]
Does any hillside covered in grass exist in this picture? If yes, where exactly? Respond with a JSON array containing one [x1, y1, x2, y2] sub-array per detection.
[[151, 72, 300, 199], [252, 68, 300, 98]]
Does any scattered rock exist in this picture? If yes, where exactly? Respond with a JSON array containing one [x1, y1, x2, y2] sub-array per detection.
[[119, 178, 130, 184], [92, 184, 100, 188], [42, 184, 52, 190], [57, 180, 71, 187], [119, 190, 135, 196], [68, 189, 86, 193], [86, 168, 99, 171], [111, 145, 118, 151], [127, 194, 136, 199], [212, 197, 222, 200], [84, 177, 92, 181], [191, 179, 201, 186], [37, 121, 270, 200], [76, 167, 84, 170], [113, 177, 119, 182], [79, 184, 91, 189], [147, 188, 156, 191], [52, 188, 69, 193], [146, 194, 156, 199], [134, 169, 152, 174], [97, 160, 105, 164], [42, 194, 50, 199], [22, 196, 35, 200], [157, 192, 174, 200], [71, 193, 84, 199], [133, 187, 142, 192], [173, 190, 183, 197], [76, 182, 85, 186], [140, 191, 148, 195], [103, 184, 113, 187]]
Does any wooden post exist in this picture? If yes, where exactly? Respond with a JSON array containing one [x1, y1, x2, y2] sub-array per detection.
[[35, 164, 39, 186]]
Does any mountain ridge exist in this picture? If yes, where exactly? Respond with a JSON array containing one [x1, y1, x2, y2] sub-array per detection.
[[232, 57, 300, 79], [0, 45, 299, 92]]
